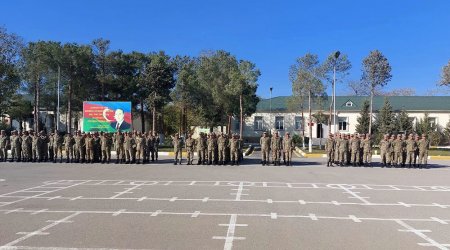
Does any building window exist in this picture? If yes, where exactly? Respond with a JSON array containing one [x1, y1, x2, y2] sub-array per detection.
[[275, 116, 284, 130], [345, 101, 353, 107], [429, 117, 437, 129], [295, 116, 303, 130], [338, 117, 348, 131], [254, 116, 263, 131]]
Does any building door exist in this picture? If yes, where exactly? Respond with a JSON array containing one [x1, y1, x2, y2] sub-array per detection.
[[316, 123, 323, 138]]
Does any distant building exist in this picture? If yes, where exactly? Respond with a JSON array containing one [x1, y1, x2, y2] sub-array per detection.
[[237, 96, 450, 144]]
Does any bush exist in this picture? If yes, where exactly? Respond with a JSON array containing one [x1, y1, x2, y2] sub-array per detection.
[[430, 130, 444, 146], [292, 134, 303, 146]]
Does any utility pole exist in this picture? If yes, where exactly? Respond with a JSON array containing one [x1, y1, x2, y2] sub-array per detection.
[[333, 51, 340, 134], [269, 87, 273, 134], [57, 65, 61, 131]]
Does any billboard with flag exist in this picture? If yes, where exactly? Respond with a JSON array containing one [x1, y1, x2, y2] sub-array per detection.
[[82, 101, 132, 132]]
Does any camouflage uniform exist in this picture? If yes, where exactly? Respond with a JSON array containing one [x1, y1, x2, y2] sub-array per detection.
[[64, 134, 75, 163], [271, 133, 282, 166], [362, 135, 373, 167], [350, 134, 360, 166], [260, 132, 271, 166], [85, 135, 94, 163], [380, 135, 390, 167], [185, 135, 195, 165], [53, 132, 63, 163], [405, 135, 417, 168], [196, 133, 206, 165], [283, 133, 294, 166], [172, 134, 182, 165], [0, 131, 9, 162], [418, 135, 430, 168], [114, 132, 125, 164], [135, 133, 145, 164], [325, 134, 334, 167], [217, 134, 227, 165], [229, 135, 241, 165]]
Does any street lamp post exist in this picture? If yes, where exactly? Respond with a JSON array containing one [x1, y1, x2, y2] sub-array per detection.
[[333, 51, 340, 134], [269, 87, 273, 134]]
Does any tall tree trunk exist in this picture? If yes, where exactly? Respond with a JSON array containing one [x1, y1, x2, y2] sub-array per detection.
[[140, 99, 145, 132], [35, 75, 40, 132], [68, 81, 72, 134], [301, 105, 305, 150], [179, 106, 183, 135], [227, 115, 232, 135], [369, 88, 373, 135], [308, 91, 312, 153], [239, 94, 243, 139], [152, 105, 156, 133]]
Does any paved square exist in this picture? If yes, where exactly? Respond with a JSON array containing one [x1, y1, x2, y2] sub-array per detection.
[[0, 155, 449, 250]]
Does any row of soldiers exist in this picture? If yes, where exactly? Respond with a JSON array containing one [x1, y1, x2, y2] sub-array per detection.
[[0, 129, 160, 164], [325, 133, 430, 168], [171, 132, 243, 165], [259, 131, 295, 166]]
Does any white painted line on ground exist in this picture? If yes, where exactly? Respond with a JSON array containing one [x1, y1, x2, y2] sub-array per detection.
[[398, 202, 412, 208], [45, 220, 73, 223], [433, 203, 448, 208], [112, 209, 126, 216], [339, 184, 371, 205], [219, 224, 248, 227], [331, 201, 341, 206], [189, 181, 196, 185], [151, 210, 162, 217], [110, 184, 142, 199], [212, 214, 245, 250], [431, 217, 449, 225], [395, 219, 448, 250], [163, 181, 173, 186], [4, 208, 23, 214], [169, 197, 177, 202], [70, 196, 83, 201], [137, 196, 147, 202], [47, 196, 61, 200], [30, 209, 48, 215], [309, 213, 318, 221], [2, 246, 155, 250], [270, 213, 277, 219], [399, 229, 432, 233], [349, 215, 362, 223], [1, 212, 81, 247], [234, 182, 245, 201], [267, 199, 273, 204], [15, 232, 49, 236], [298, 200, 306, 205], [418, 243, 450, 247], [202, 197, 209, 202], [0, 179, 5, 182], [191, 211, 200, 218]]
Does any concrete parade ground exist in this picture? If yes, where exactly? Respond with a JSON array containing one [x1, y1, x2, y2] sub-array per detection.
[[0, 152, 449, 250]]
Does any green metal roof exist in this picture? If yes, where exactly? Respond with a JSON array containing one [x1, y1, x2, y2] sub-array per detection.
[[256, 96, 450, 112]]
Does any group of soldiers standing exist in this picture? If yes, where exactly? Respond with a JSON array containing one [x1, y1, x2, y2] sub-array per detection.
[[0, 129, 160, 164], [259, 131, 295, 166], [171, 132, 243, 166], [325, 132, 430, 168]]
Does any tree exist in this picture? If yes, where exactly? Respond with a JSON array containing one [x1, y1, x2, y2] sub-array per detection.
[[0, 27, 23, 117], [6, 94, 33, 130], [440, 60, 450, 86], [143, 51, 176, 133], [394, 109, 413, 134], [347, 80, 370, 96], [443, 121, 450, 145], [375, 97, 394, 136], [355, 100, 370, 134], [60, 43, 96, 133], [312, 110, 328, 149], [92, 38, 111, 101], [361, 50, 392, 134], [415, 113, 435, 136], [323, 51, 351, 130], [290, 53, 325, 152]]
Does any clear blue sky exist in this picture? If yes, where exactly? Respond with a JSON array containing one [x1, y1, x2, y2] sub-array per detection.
[[2, 0, 450, 98]]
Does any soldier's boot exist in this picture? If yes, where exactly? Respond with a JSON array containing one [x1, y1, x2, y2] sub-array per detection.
[[53, 159, 56, 163], [59, 158, 63, 163], [236, 160, 240, 166], [326, 162, 329, 167], [197, 160, 201, 165], [174, 159, 177, 165]]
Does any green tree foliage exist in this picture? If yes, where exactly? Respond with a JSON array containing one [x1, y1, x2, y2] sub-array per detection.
[[356, 100, 370, 134], [415, 113, 435, 136], [375, 97, 395, 136], [0, 27, 23, 117], [6, 94, 33, 130], [361, 50, 392, 134], [443, 121, 450, 145], [92, 38, 111, 101], [394, 109, 413, 134], [289, 53, 325, 152]]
